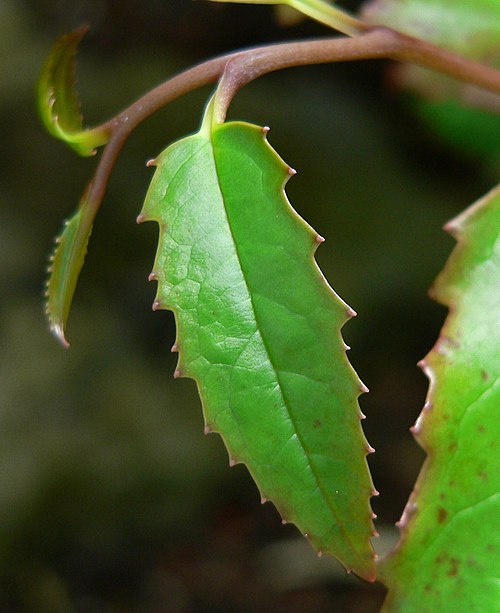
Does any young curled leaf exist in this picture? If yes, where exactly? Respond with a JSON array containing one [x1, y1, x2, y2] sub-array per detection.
[[46, 187, 95, 347], [38, 26, 109, 156]]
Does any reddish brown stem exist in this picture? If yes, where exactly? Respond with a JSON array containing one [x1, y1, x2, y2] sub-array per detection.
[[84, 26, 500, 223]]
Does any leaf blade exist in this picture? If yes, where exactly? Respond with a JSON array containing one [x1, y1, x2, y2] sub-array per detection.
[[45, 188, 95, 347], [141, 101, 376, 579], [37, 26, 108, 156], [381, 185, 500, 611]]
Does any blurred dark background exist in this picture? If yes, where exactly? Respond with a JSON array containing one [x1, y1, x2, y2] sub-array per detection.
[[1, 0, 498, 611]]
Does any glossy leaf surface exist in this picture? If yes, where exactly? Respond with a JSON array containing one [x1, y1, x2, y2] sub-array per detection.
[[140, 100, 376, 579], [381, 186, 500, 611], [37, 26, 108, 156]]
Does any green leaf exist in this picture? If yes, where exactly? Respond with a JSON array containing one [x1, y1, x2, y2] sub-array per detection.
[[381, 185, 500, 611], [361, 0, 500, 55], [208, 0, 364, 35], [37, 26, 108, 156], [45, 188, 95, 347], [361, 0, 500, 106], [139, 99, 376, 580]]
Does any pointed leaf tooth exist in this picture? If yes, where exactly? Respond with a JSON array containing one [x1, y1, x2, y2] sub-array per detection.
[[359, 383, 370, 394]]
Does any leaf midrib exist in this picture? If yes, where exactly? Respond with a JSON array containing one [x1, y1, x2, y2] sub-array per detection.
[[207, 127, 360, 560]]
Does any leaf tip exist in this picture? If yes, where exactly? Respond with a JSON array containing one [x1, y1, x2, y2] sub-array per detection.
[[50, 322, 70, 348]]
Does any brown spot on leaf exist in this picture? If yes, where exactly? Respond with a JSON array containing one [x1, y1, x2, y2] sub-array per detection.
[[481, 369, 490, 381], [449, 443, 457, 452], [313, 419, 322, 428], [477, 424, 485, 433], [424, 584, 432, 592], [437, 507, 448, 523], [448, 558, 459, 577]]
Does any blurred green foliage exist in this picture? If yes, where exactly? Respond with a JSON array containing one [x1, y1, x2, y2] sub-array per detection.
[[1, 0, 497, 610]]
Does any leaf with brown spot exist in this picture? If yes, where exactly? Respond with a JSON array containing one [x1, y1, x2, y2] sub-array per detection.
[[381, 185, 500, 611]]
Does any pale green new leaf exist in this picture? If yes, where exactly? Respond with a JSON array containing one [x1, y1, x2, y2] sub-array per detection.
[[381, 186, 500, 611], [140, 99, 376, 579], [37, 26, 109, 156]]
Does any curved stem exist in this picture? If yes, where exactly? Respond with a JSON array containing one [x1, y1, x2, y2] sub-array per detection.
[[85, 26, 500, 233], [52, 25, 500, 342]]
